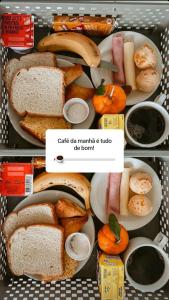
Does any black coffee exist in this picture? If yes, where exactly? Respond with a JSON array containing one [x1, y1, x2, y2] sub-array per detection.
[[127, 246, 165, 285], [127, 107, 165, 144]]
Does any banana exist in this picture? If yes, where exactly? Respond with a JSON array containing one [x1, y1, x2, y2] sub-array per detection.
[[37, 32, 100, 68], [33, 172, 91, 210]]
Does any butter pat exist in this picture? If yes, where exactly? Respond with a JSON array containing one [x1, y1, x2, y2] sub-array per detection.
[[98, 252, 124, 300], [99, 114, 124, 129]]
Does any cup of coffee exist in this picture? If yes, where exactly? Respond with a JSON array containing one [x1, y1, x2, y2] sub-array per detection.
[[125, 95, 169, 148], [123, 233, 169, 292]]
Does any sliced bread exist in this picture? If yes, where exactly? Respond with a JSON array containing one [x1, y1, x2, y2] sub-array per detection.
[[4, 52, 56, 92], [10, 66, 64, 117], [20, 115, 71, 143], [7, 224, 64, 277], [55, 198, 86, 218], [3, 203, 57, 240]]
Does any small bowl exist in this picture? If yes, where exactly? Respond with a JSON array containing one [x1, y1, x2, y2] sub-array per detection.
[[65, 232, 91, 261], [63, 98, 89, 124], [11, 47, 33, 54]]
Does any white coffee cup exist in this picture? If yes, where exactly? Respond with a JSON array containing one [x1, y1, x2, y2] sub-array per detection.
[[125, 94, 169, 148], [123, 233, 169, 292]]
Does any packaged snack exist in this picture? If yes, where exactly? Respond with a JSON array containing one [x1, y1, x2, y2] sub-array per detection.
[[0, 163, 33, 196], [97, 252, 124, 300], [1, 13, 34, 53], [98, 114, 124, 129], [52, 15, 117, 37]]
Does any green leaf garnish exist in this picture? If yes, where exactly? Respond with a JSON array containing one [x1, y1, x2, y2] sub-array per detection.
[[109, 214, 121, 242], [96, 79, 105, 95]]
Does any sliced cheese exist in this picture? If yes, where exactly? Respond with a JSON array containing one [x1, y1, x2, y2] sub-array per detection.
[[124, 41, 137, 90], [120, 168, 131, 216]]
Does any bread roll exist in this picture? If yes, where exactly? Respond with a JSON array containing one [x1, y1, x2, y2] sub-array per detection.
[[134, 44, 157, 69], [129, 172, 152, 194], [128, 195, 152, 216], [136, 68, 160, 93]]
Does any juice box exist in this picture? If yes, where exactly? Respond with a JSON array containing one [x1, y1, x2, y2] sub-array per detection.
[[0, 163, 33, 196], [1, 13, 34, 53], [97, 252, 124, 300], [98, 114, 124, 129]]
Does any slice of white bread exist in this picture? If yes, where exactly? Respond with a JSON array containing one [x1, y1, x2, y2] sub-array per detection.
[[20, 115, 71, 143], [10, 66, 64, 117], [4, 52, 56, 92], [3, 203, 57, 240], [7, 224, 64, 277]]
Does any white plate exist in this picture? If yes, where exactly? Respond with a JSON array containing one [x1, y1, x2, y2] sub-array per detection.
[[91, 31, 163, 106], [8, 59, 95, 147], [90, 158, 162, 231], [14, 190, 95, 280]]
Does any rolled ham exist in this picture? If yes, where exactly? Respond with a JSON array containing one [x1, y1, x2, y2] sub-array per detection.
[[106, 173, 122, 215], [112, 36, 125, 85]]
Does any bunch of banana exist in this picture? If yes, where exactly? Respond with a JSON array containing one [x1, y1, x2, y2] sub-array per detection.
[[33, 172, 91, 210], [37, 32, 100, 68]]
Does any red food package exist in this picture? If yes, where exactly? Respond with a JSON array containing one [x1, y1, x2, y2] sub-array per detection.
[[0, 163, 33, 196], [1, 13, 34, 49]]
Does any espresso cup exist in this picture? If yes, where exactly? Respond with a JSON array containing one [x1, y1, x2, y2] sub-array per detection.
[[123, 233, 169, 292], [125, 94, 169, 148]]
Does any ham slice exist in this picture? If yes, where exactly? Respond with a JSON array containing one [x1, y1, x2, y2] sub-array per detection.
[[106, 173, 122, 215], [112, 36, 125, 85]]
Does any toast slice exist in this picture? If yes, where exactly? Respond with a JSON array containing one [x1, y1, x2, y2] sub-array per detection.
[[55, 198, 86, 218], [36, 251, 78, 282], [10, 66, 64, 117], [66, 83, 95, 101], [20, 115, 71, 143], [3, 203, 57, 240], [4, 52, 56, 92], [7, 224, 64, 277], [60, 215, 88, 238], [61, 64, 83, 86]]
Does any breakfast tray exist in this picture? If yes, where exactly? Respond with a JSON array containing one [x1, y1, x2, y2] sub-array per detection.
[[0, 1, 169, 157], [0, 156, 169, 299], [0, 1, 169, 300]]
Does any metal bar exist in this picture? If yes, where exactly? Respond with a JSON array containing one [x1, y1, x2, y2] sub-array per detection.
[[1, 0, 169, 3], [0, 149, 169, 157], [1, 1, 169, 7]]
